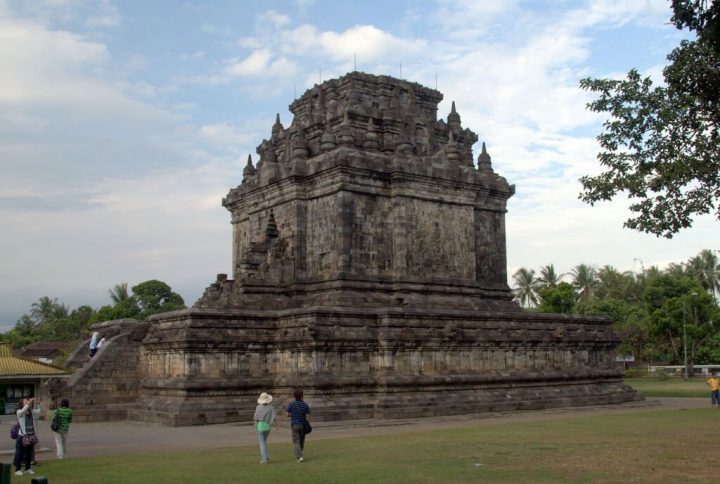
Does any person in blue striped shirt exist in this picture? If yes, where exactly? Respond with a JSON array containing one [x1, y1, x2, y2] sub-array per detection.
[[286, 388, 311, 462]]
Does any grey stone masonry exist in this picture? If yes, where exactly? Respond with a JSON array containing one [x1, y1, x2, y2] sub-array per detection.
[[57, 72, 640, 426], [195, 71, 516, 312], [44, 319, 148, 422]]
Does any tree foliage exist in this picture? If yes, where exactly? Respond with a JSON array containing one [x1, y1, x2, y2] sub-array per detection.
[[512, 268, 539, 308], [3, 279, 186, 348], [537, 282, 577, 314], [579, 0, 720, 238], [512, 249, 720, 370], [131, 279, 186, 318]]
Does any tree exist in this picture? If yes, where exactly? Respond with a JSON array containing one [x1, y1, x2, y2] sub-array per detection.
[[537, 264, 564, 289], [579, 1, 720, 238], [595, 265, 640, 302], [686, 249, 720, 299], [649, 287, 719, 371], [537, 282, 577, 314], [91, 298, 141, 323], [30, 296, 58, 325], [570, 264, 599, 301], [512, 268, 539, 308], [131, 280, 186, 318], [108, 283, 131, 304]]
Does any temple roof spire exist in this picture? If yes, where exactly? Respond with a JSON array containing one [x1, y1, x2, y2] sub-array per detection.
[[272, 113, 283, 136], [447, 100, 461, 129], [477, 142, 493, 172], [242, 154, 256, 181]]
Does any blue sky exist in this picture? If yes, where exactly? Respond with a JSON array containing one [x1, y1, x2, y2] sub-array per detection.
[[0, 0, 716, 329]]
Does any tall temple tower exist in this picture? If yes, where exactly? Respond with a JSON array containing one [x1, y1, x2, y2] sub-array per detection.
[[196, 72, 515, 312], [127, 73, 639, 426]]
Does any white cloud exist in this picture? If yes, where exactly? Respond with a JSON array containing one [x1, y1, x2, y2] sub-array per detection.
[[225, 22, 425, 84], [182, 50, 206, 61], [258, 9, 290, 28], [0, 19, 109, 103], [86, 13, 119, 28], [224, 48, 298, 78], [319, 25, 426, 62]]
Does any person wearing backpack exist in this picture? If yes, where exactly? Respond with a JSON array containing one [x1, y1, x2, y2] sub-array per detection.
[[51, 399, 73, 459], [286, 388, 311, 463], [13, 397, 38, 476]]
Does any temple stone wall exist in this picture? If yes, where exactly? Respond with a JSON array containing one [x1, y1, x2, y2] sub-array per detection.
[[129, 307, 638, 426], [45, 320, 148, 422], [55, 72, 639, 426]]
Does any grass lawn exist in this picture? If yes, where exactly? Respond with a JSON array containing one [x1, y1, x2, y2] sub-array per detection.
[[625, 377, 712, 398], [18, 408, 720, 483]]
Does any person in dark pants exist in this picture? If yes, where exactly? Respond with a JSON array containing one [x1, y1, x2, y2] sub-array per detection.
[[13, 397, 38, 476], [286, 388, 311, 462]]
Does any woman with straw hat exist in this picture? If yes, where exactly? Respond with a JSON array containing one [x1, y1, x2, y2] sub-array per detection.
[[254, 392, 276, 464]]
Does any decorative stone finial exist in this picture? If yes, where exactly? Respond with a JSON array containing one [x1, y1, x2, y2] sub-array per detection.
[[272, 113, 283, 137], [477, 142, 493, 171], [262, 141, 277, 163], [445, 131, 459, 162], [395, 132, 413, 157], [320, 127, 337, 153], [242, 154, 256, 181], [265, 209, 278, 239], [338, 113, 355, 146], [447, 101, 461, 129], [347, 88, 366, 115], [362, 119, 379, 151], [291, 126, 309, 160]]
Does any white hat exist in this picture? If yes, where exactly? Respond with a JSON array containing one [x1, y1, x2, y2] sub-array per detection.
[[257, 392, 273, 404]]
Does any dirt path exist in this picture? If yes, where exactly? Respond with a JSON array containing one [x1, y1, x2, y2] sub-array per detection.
[[4, 398, 708, 459]]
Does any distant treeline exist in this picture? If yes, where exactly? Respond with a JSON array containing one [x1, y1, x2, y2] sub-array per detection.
[[0, 280, 185, 348], [512, 249, 720, 367]]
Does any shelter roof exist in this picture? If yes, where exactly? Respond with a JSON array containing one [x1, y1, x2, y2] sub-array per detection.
[[0, 343, 71, 377]]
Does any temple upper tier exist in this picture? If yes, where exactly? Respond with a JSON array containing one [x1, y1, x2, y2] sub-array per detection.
[[198, 72, 517, 311]]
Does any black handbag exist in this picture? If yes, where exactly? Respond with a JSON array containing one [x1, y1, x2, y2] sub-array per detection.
[[303, 419, 312, 434], [51, 413, 61, 432]]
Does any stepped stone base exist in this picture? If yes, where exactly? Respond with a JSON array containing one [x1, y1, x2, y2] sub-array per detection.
[[128, 307, 641, 426]]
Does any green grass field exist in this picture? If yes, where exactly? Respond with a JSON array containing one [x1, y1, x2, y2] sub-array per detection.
[[625, 377, 712, 398], [17, 408, 720, 483]]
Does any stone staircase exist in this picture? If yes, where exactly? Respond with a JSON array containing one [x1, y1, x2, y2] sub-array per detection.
[[44, 319, 149, 422]]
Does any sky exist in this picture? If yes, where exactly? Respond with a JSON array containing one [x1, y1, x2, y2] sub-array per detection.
[[1, 0, 717, 330]]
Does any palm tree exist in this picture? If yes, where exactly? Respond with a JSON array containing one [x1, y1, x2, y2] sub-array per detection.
[[665, 262, 687, 278], [571, 264, 598, 300], [30, 296, 58, 324], [52, 303, 70, 320], [537, 264, 564, 289], [512, 267, 538, 308], [109, 283, 131, 304], [687, 249, 720, 300]]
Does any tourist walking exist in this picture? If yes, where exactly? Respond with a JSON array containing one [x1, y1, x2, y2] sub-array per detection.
[[52, 399, 73, 459], [13, 397, 38, 476], [707, 371, 719, 408], [254, 392, 275, 464], [287, 388, 311, 462], [97, 337, 107, 350], [89, 332, 100, 357]]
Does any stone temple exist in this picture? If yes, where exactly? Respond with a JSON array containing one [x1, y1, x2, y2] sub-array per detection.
[[47, 72, 639, 425]]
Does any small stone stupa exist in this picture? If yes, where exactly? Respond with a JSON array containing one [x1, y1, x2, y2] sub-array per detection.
[[130, 72, 638, 425]]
